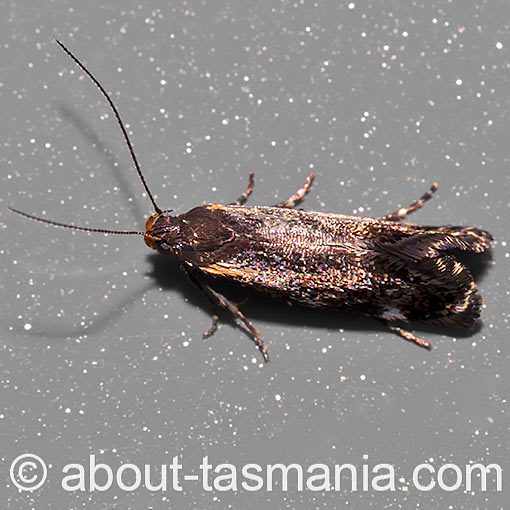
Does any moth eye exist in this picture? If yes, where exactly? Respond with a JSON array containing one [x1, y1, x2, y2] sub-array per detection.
[[160, 242, 171, 250]]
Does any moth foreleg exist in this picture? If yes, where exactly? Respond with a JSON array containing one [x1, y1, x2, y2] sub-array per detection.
[[181, 264, 270, 362], [382, 182, 438, 221], [274, 171, 315, 208], [230, 172, 255, 206]]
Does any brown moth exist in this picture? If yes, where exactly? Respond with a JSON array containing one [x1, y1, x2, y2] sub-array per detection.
[[11, 41, 493, 362]]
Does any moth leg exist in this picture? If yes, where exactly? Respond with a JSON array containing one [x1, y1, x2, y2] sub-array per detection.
[[203, 313, 219, 339], [385, 323, 432, 350], [274, 171, 315, 208], [382, 182, 438, 221], [230, 172, 255, 206], [181, 265, 222, 338], [181, 264, 270, 362]]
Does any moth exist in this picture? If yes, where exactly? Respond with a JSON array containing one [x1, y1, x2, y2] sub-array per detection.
[[10, 41, 493, 362]]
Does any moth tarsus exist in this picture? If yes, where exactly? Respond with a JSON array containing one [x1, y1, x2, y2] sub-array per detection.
[[10, 41, 493, 363]]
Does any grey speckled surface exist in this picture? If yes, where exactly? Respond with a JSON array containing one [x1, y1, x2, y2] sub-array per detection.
[[1, 1, 509, 508]]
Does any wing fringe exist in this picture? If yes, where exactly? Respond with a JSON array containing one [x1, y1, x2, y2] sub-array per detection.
[[374, 225, 492, 326]]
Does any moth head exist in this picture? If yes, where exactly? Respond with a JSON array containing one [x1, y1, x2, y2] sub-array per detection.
[[144, 212, 180, 252]]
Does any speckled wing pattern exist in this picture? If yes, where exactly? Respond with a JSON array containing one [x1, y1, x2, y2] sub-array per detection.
[[196, 205, 492, 327]]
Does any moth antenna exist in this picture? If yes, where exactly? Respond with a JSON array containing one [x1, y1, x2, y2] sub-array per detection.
[[8, 207, 161, 242], [54, 39, 162, 214]]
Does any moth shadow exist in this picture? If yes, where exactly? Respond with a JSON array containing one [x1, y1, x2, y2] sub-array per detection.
[[20, 282, 153, 341], [56, 102, 146, 223], [148, 251, 491, 346]]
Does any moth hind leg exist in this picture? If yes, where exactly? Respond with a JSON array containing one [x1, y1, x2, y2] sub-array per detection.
[[378, 318, 432, 350], [181, 264, 270, 362], [388, 324, 432, 350], [230, 172, 255, 206], [382, 182, 438, 221], [274, 171, 315, 208]]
